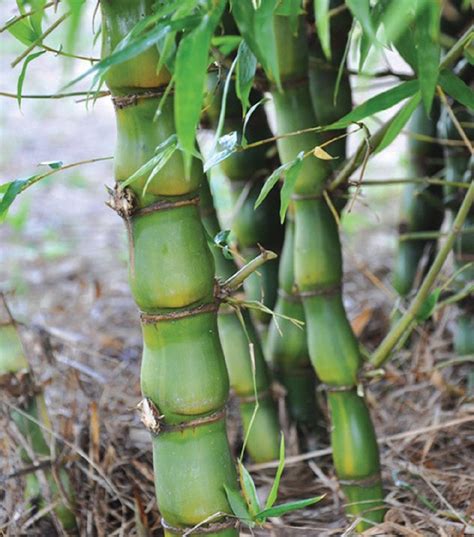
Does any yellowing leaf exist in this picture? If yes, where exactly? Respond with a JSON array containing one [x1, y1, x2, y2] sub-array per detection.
[[313, 146, 335, 160]]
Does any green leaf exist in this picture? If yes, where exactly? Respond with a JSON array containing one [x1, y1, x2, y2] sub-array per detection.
[[416, 287, 441, 321], [0, 175, 38, 221], [212, 35, 242, 55], [274, 0, 302, 33], [256, 495, 325, 521], [17, 50, 46, 109], [414, 0, 441, 113], [39, 161, 64, 170], [359, 0, 387, 70], [264, 434, 285, 510], [280, 152, 304, 223], [7, 18, 37, 46], [254, 159, 294, 209], [175, 1, 226, 169], [314, 0, 331, 60], [327, 80, 419, 130], [64, 0, 86, 55], [231, 0, 281, 88], [236, 40, 257, 115], [212, 55, 238, 149], [375, 91, 421, 153], [238, 461, 260, 517], [439, 70, 474, 110], [142, 143, 177, 196], [242, 97, 269, 146], [346, 0, 376, 42], [204, 131, 239, 172], [223, 485, 255, 528]]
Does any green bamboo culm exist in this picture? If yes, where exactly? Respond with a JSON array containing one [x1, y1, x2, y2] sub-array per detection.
[[438, 104, 474, 356], [206, 76, 283, 331], [393, 102, 445, 298], [268, 14, 384, 530], [200, 179, 281, 462], [266, 212, 319, 434], [101, 2, 238, 534], [0, 296, 76, 532]]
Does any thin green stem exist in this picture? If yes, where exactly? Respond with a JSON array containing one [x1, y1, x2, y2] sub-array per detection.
[[371, 179, 474, 369], [0, 90, 110, 100], [223, 249, 278, 292], [11, 12, 70, 68], [354, 178, 468, 189], [400, 227, 474, 241]]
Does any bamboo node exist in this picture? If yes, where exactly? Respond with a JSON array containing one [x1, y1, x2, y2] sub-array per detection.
[[106, 184, 137, 219], [136, 398, 164, 435], [277, 288, 302, 303], [161, 516, 238, 535], [111, 87, 173, 109], [140, 302, 219, 324], [299, 283, 342, 298]]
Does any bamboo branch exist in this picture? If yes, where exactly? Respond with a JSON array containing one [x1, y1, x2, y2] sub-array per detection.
[[371, 179, 474, 369], [222, 248, 278, 293], [0, 1, 58, 33], [353, 178, 469, 189], [400, 227, 474, 241]]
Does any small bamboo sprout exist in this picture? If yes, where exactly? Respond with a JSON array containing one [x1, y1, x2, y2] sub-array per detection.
[[0, 295, 76, 531], [101, 1, 239, 534], [200, 179, 281, 462]]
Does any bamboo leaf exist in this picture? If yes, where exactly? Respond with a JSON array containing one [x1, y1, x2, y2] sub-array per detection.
[[313, 146, 335, 160], [256, 495, 325, 521], [39, 161, 64, 169], [143, 144, 178, 196], [280, 152, 304, 223], [242, 97, 269, 146], [7, 18, 38, 46], [231, 0, 281, 88], [414, 0, 441, 113], [439, 70, 474, 110], [175, 1, 226, 168], [314, 0, 331, 60], [236, 40, 257, 115], [17, 50, 45, 109], [416, 288, 441, 321], [254, 159, 293, 209], [375, 91, 421, 153], [346, 0, 376, 42], [0, 175, 38, 221], [359, 0, 387, 70], [204, 131, 239, 172], [238, 461, 261, 517], [264, 434, 285, 510], [223, 485, 255, 528], [327, 80, 419, 130], [64, 0, 86, 55]]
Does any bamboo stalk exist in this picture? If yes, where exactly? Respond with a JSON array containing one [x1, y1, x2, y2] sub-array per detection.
[[101, 1, 238, 534], [0, 295, 76, 531], [267, 9, 384, 530]]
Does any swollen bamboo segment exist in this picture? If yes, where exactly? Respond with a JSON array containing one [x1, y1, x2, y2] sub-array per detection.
[[101, 2, 238, 534], [268, 13, 384, 529], [200, 179, 280, 462], [0, 298, 76, 531]]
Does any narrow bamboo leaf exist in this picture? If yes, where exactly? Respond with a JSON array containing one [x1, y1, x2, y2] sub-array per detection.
[[26, 0, 46, 36], [236, 40, 257, 115], [264, 434, 285, 510], [238, 461, 260, 517], [64, 0, 86, 55], [359, 0, 387, 70], [327, 80, 419, 130], [143, 144, 177, 196], [17, 50, 46, 109], [439, 70, 474, 110], [175, 1, 226, 166], [314, 0, 331, 60], [416, 288, 441, 321], [280, 152, 304, 223], [67, 15, 200, 89], [346, 0, 376, 42], [242, 97, 269, 146], [223, 485, 255, 528], [414, 0, 441, 113], [0, 175, 38, 221], [212, 55, 238, 149], [256, 495, 325, 521], [7, 18, 37, 46], [254, 160, 291, 209], [274, 0, 302, 33], [212, 35, 242, 55], [231, 0, 281, 88], [313, 146, 335, 160], [375, 92, 421, 153], [39, 161, 64, 169], [204, 131, 239, 172]]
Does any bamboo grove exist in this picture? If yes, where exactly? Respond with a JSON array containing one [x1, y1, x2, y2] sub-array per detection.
[[1, 0, 473, 535]]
